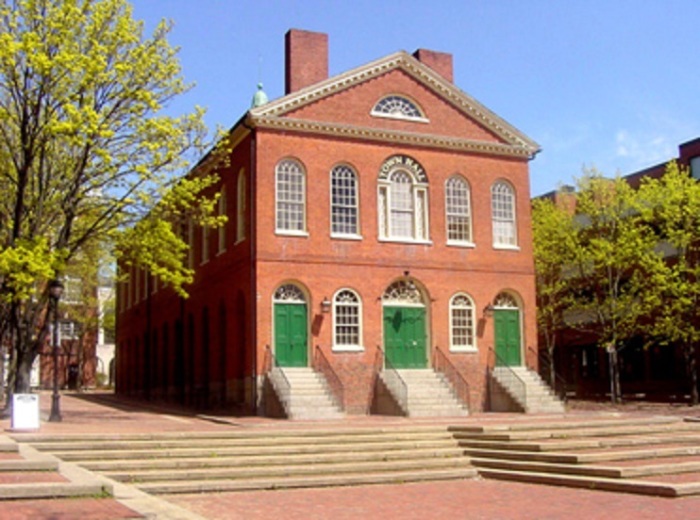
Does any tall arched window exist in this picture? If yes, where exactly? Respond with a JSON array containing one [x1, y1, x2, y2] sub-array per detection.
[[491, 181, 517, 247], [217, 186, 227, 254], [450, 293, 476, 352], [333, 289, 362, 351], [236, 169, 246, 243], [330, 164, 359, 237], [378, 160, 429, 242], [445, 176, 472, 245], [275, 159, 306, 234]]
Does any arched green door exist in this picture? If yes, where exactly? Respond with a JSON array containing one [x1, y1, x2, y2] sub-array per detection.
[[494, 309, 521, 366], [273, 284, 308, 367], [384, 306, 427, 368], [274, 303, 308, 367]]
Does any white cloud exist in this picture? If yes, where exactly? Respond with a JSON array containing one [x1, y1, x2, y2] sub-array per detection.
[[614, 129, 675, 168]]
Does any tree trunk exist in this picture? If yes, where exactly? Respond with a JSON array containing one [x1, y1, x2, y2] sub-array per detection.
[[14, 344, 34, 394]]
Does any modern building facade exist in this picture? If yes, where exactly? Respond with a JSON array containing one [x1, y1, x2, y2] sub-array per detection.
[[116, 29, 544, 415]]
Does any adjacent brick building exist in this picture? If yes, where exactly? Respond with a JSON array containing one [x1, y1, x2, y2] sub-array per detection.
[[116, 29, 541, 415]]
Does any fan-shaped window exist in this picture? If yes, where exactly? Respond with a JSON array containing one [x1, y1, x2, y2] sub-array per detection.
[[275, 159, 306, 234], [371, 95, 427, 121], [494, 292, 518, 308], [273, 284, 306, 303], [491, 181, 517, 247], [331, 165, 359, 237], [333, 289, 363, 350], [446, 176, 472, 245], [382, 280, 424, 305], [450, 293, 476, 351]]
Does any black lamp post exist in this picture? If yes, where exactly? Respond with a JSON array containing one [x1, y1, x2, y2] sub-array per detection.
[[48, 279, 64, 422]]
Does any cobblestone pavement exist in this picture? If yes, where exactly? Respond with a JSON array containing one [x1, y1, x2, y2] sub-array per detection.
[[1, 391, 699, 520]]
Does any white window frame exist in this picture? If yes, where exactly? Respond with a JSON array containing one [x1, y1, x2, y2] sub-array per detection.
[[378, 169, 430, 243], [332, 289, 363, 352], [236, 169, 246, 244], [330, 164, 361, 239], [217, 187, 227, 255], [445, 175, 474, 247], [275, 159, 308, 236], [491, 180, 519, 249], [449, 293, 477, 352]]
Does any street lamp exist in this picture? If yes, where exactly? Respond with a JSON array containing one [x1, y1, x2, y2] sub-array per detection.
[[48, 279, 64, 422]]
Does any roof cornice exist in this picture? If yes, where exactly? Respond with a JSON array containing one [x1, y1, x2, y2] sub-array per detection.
[[247, 115, 535, 159]]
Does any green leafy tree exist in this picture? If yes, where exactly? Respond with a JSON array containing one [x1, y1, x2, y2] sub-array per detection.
[[0, 0, 222, 396], [532, 193, 578, 389], [637, 162, 700, 405], [568, 173, 658, 403]]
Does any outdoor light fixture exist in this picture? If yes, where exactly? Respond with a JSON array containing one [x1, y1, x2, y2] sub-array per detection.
[[321, 297, 331, 313], [483, 303, 495, 317], [48, 278, 64, 423]]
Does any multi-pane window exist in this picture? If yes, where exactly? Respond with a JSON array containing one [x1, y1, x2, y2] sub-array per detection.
[[275, 159, 306, 233], [236, 169, 246, 243], [333, 289, 362, 350], [201, 225, 210, 264], [372, 95, 425, 121], [446, 176, 472, 244], [450, 293, 475, 351], [331, 165, 359, 236], [378, 170, 429, 241], [491, 181, 517, 247]]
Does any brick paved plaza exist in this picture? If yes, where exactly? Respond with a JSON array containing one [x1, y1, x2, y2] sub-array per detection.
[[1, 391, 699, 519]]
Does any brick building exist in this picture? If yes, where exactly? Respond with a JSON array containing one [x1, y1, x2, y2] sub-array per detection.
[[116, 29, 548, 416]]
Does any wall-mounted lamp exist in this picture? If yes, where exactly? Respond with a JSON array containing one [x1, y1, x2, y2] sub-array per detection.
[[321, 297, 331, 313], [483, 303, 495, 317]]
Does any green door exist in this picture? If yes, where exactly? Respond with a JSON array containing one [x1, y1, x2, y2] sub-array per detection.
[[384, 306, 427, 368], [274, 303, 308, 367], [494, 309, 521, 366]]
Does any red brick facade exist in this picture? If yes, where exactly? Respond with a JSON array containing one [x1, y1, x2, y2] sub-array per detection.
[[116, 29, 540, 414]]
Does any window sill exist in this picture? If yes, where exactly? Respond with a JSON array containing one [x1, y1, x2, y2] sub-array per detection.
[[275, 230, 309, 238], [447, 240, 475, 249], [378, 237, 432, 245], [234, 237, 246, 246], [493, 244, 520, 251], [370, 111, 430, 124], [332, 345, 364, 353], [449, 346, 478, 353], [331, 233, 363, 241]]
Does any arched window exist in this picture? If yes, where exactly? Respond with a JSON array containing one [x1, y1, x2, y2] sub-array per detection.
[[330, 164, 359, 237], [218, 186, 227, 254], [494, 292, 518, 308], [236, 169, 246, 243], [445, 176, 472, 245], [371, 95, 426, 121], [378, 166, 429, 242], [273, 283, 306, 303], [333, 289, 362, 351], [491, 181, 517, 247], [450, 293, 476, 351], [275, 159, 306, 234]]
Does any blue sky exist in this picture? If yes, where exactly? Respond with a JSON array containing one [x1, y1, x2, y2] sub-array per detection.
[[132, 0, 700, 196]]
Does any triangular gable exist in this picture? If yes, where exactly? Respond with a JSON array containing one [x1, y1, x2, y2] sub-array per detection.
[[249, 51, 540, 159]]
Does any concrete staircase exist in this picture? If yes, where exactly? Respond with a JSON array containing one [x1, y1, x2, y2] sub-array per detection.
[[491, 366, 565, 413], [14, 426, 478, 494], [452, 415, 700, 497], [379, 369, 469, 417], [267, 367, 344, 420]]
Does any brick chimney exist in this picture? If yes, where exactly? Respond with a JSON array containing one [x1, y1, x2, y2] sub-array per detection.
[[412, 49, 453, 83], [285, 29, 329, 94]]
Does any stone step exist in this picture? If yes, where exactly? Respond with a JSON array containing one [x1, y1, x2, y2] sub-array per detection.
[[107, 455, 473, 484], [28, 430, 453, 452], [137, 467, 478, 495], [80, 446, 466, 472], [449, 416, 681, 434], [50, 438, 460, 462], [477, 467, 700, 497]]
